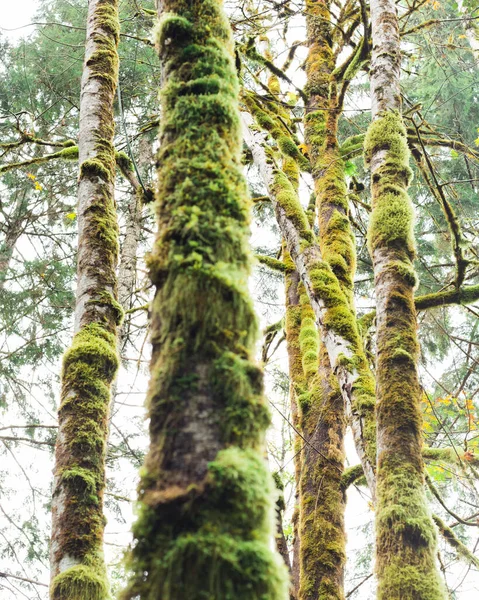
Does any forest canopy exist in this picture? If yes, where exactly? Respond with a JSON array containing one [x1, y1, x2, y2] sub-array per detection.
[[0, 0, 479, 599]]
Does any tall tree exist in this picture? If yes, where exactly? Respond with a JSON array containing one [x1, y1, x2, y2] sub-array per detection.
[[49, 1, 121, 598], [366, 0, 444, 597], [121, 1, 288, 598]]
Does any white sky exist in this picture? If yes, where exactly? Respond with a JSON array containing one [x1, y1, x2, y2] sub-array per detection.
[[1, 0, 36, 41]]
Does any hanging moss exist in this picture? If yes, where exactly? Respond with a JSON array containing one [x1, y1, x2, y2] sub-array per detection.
[[51, 564, 108, 600], [122, 2, 288, 599], [297, 342, 347, 600]]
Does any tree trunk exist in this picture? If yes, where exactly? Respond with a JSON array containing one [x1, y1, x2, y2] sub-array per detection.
[[121, 2, 288, 598], [50, 1, 121, 598], [297, 302, 346, 600], [367, 0, 445, 597], [0, 193, 28, 291], [284, 261, 305, 599]]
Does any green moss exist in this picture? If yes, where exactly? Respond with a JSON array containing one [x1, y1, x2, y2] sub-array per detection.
[[257, 254, 291, 273], [115, 150, 133, 174], [422, 447, 456, 463], [59, 145, 79, 160], [87, 290, 124, 326], [51, 564, 108, 600], [273, 171, 312, 240], [365, 112, 416, 256], [433, 514, 479, 568], [378, 562, 445, 600], [212, 353, 270, 446], [367, 190, 416, 255], [80, 158, 111, 182], [123, 2, 287, 598], [341, 464, 365, 491]]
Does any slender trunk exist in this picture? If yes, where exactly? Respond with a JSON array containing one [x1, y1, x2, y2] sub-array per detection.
[[50, 2, 121, 598], [367, 0, 444, 597], [0, 193, 28, 291], [295, 5, 353, 596], [121, 2, 288, 598], [297, 298, 346, 600], [284, 260, 305, 599]]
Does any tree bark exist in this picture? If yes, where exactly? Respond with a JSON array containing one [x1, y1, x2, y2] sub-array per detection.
[[284, 261, 305, 599], [121, 2, 288, 598], [50, 1, 121, 598], [367, 0, 445, 597]]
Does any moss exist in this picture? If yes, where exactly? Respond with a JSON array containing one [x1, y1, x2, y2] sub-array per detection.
[[341, 464, 365, 491], [422, 447, 456, 463], [297, 345, 346, 600], [364, 112, 416, 256], [115, 150, 133, 174], [299, 296, 319, 380], [123, 2, 287, 598], [367, 189, 416, 256], [51, 564, 108, 600], [273, 171, 312, 240], [51, 6, 120, 594], [87, 290, 124, 326], [433, 514, 479, 568], [80, 153, 113, 183], [257, 254, 291, 273], [59, 145, 79, 160], [212, 353, 270, 447]]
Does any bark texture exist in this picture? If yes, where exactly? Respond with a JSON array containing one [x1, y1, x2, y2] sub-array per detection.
[[367, 0, 445, 597], [50, 1, 121, 598], [121, 2, 288, 598]]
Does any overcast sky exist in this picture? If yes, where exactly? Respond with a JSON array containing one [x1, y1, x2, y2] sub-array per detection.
[[2, 1, 36, 40]]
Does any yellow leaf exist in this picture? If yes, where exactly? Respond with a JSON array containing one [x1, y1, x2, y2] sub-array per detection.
[[298, 143, 308, 155], [65, 212, 77, 220]]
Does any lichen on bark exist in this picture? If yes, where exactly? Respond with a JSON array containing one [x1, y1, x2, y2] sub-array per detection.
[[121, 2, 288, 599]]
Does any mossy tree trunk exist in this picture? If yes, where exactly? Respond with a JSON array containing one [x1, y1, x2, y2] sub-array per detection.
[[121, 2, 288, 599], [50, 1, 121, 598], [297, 310, 346, 600], [366, 0, 445, 597], [284, 254, 305, 600]]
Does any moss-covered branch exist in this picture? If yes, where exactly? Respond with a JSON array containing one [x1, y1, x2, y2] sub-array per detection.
[[433, 514, 479, 568], [341, 464, 366, 491], [257, 254, 292, 273], [0, 143, 78, 174]]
